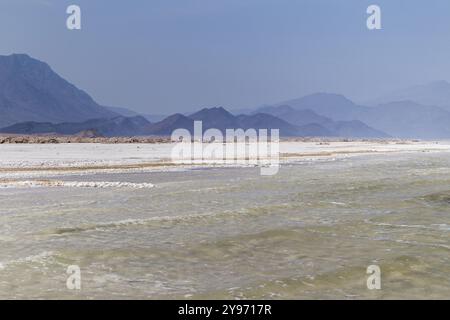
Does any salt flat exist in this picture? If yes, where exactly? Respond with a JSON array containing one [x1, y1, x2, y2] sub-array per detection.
[[0, 140, 449, 184], [1, 140, 449, 172]]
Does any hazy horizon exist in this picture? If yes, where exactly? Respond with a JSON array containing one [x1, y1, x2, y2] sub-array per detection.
[[1, 0, 450, 114]]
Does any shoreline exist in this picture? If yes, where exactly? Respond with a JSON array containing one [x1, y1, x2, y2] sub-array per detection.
[[0, 140, 449, 177], [0, 134, 424, 144], [0, 135, 172, 144]]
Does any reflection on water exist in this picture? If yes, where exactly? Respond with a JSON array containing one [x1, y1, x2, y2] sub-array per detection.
[[0, 152, 449, 299]]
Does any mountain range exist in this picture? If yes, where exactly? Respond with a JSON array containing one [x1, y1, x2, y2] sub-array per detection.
[[105, 106, 166, 123], [0, 107, 337, 137], [366, 80, 450, 111], [2, 53, 450, 139], [0, 54, 117, 128], [253, 104, 387, 138], [0, 115, 151, 137], [265, 92, 450, 139]]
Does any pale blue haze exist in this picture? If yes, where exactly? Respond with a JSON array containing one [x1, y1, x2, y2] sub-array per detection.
[[0, 0, 448, 113]]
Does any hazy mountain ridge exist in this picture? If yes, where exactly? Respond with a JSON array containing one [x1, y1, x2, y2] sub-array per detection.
[[0, 54, 117, 127], [254, 104, 388, 138], [105, 106, 166, 123], [1, 54, 449, 139], [144, 107, 332, 137], [366, 80, 450, 111], [276, 93, 371, 121], [262, 92, 450, 139], [0, 116, 151, 137], [1, 107, 333, 137], [358, 101, 450, 139]]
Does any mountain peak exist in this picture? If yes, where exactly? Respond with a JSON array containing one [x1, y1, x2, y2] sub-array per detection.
[[7, 53, 32, 59], [0, 53, 47, 69], [191, 106, 233, 116], [2, 53, 33, 60], [188, 107, 238, 131], [164, 113, 190, 122], [0, 54, 117, 127]]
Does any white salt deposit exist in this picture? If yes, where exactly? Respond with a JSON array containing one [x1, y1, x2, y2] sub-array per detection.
[[0, 180, 155, 189], [0, 141, 449, 181]]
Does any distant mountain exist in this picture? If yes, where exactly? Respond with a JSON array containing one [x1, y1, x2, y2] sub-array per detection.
[[145, 114, 195, 136], [366, 80, 450, 110], [229, 107, 256, 115], [106, 106, 166, 123], [237, 113, 331, 137], [0, 116, 151, 137], [0, 54, 117, 127], [144, 107, 332, 137], [357, 101, 450, 139], [190, 107, 239, 131], [4, 53, 447, 139], [188, 107, 312, 136], [105, 106, 140, 117], [295, 123, 334, 137], [265, 92, 450, 139], [141, 114, 167, 123], [276, 93, 370, 121], [3, 105, 390, 138], [255, 105, 334, 127], [255, 105, 388, 138], [331, 120, 388, 139]]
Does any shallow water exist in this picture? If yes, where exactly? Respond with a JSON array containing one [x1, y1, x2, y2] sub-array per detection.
[[0, 152, 449, 299]]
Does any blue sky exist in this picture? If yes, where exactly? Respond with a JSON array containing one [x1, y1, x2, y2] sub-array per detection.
[[0, 0, 449, 114]]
